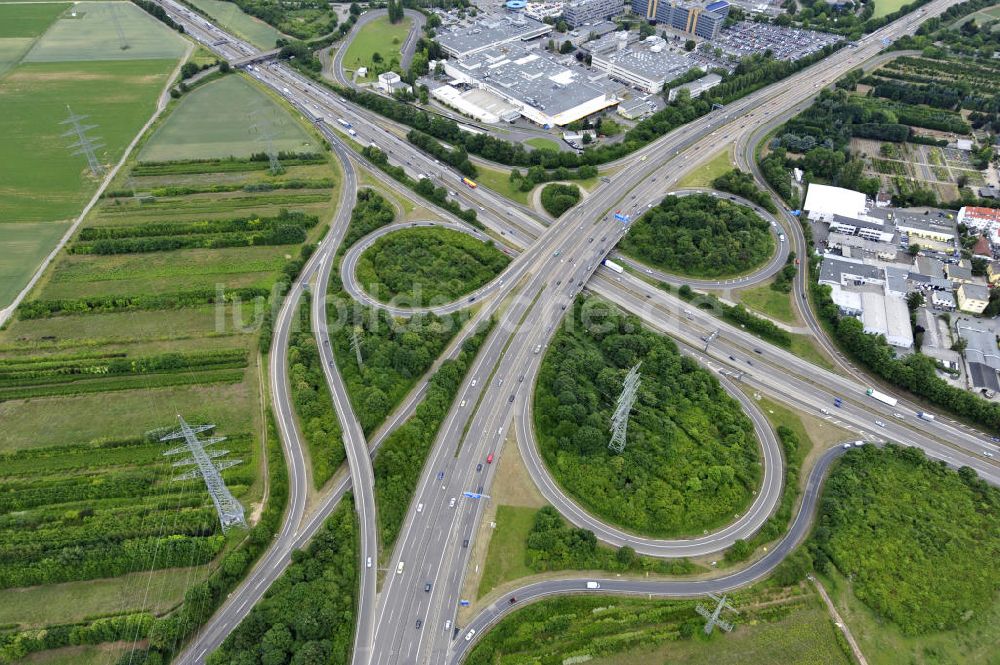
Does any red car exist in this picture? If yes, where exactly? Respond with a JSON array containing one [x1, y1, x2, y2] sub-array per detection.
[[486, 452, 494, 464]]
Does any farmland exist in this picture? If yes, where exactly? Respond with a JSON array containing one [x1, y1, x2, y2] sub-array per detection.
[[465, 586, 852, 665], [140, 75, 317, 161], [354, 226, 510, 305], [0, 0, 187, 312], [0, 72, 339, 663]]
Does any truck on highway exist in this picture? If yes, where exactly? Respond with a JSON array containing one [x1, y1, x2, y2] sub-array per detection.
[[604, 259, 624, 274], [586, 581, 601, 589], [917, 411, 935, 421], [462, 177, 478, 189], [337, 118, 351, 128], [866, 388, 898, 407]]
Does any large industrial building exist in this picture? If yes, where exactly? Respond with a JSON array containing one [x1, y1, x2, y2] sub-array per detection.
[[436, 14, 553, 59], [589, 32, 693, 93], [443, 45, 619, 126], [630, 0, 730, 40], [562, 0, 626, 27]]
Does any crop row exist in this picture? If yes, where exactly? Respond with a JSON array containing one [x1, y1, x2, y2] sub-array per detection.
[[0, 533, 226, 589], [18, 286, 270, 319], [131, 153, 326, 176], [77, 211, 318, 241], [0, 349, 246, 383], [105, 177, 335, 199], [0, 367, 246, 402]]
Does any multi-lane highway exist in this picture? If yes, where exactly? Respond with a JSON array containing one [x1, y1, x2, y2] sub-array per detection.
[[143, 1, 1000, 664]]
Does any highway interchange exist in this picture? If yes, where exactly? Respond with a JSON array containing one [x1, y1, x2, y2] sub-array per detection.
[[145, 0, 1000, 663]]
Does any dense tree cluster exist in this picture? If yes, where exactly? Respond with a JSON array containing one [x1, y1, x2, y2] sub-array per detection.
[[130, 0, 184, 32], [207, 496, 357, 665], [288, 295, 345, 489], [508, 164, 597, 192], [539, 183, 581, 217], [328, 192, 468, 434], [0, 613, 154, 663], [525, 506, 694, 575], [811, 445, 1000, 635], [225, 0, 337, 41], [534, 298, 760, 537], [374, 322, 491, 551], [620, 194, 773, 278], [355, 227, 509, 305], [711, 169, 778, 213]]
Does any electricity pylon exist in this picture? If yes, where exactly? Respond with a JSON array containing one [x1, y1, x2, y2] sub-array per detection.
[[608, 362, 641, 454], [161, 416, 246, 531], [61, 106, 105, 177], [696, 593, 738, 635]]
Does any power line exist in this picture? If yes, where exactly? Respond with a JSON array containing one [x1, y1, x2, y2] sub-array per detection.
[[61, 105, 105, 177], [351, 325, 365, 368], [695, 593, 738, 635], [109, 3, 130, 51], [161, 416, 246, 531], [608, 361, 641, 454]]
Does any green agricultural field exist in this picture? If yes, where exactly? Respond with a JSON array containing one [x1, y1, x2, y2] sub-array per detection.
[[354, 226, 510, 305], [185, 0, 284, 49], [24, 2, 187, 62], [0, 2, 69, 38], [341, 15, 412, 79], [0, 37, 33, 74], [466, 588, 851, 665], [140, 75, 316, 161], [0, 221, 69, 307], [0, 565, 211, 628], [0, 58, 178, 222]]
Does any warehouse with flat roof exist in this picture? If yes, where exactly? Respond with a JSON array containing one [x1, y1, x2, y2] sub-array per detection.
[[590, 34, 693, 93], [444, 45, 619, 126], [436, 14, 553, 59]]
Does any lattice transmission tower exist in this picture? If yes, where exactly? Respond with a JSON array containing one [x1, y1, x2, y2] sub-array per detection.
[[608, 361, 641, 454], [109, 3, 130, 50], [248, 108, 284, 175], [161, 416, 246, 531], [61, 105, 105, 177], [351, 326, 365, 368], [696, 593, 738, 635]]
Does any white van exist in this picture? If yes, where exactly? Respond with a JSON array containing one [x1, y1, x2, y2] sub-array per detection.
[[417, 503, 424, 513], [586, 581, 600, 589], [396, 561, 405, 575]]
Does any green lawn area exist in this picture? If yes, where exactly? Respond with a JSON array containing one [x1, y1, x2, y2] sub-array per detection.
[[184, 0, 284, 49], [872, 0, 910, 19], [738, 283, 796, 323], [24, 1, 187, 62], [0, 379, 256, 452], [0, 2, 68, 38], [341, 15, 412, 79], [0, 58, 178, 222], [0, 37, 34, 75], [823, 568, 1000, 665], [675, 147, 734, 189], [789, 334, 835, 371], [22, 644, 127, 665], [525, 137, 561, 151], [474, 164, 530, 205], [140, 74, 317, 161], [0, 221, 69, 309], [0, 565, 211, 629], [476, 504, 536, 598]]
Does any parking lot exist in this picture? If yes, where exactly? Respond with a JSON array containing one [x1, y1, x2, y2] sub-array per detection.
[[712, 21, 842, 61]]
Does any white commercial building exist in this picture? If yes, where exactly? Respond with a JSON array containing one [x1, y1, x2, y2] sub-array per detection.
[[667, 72, 722, 101], [562, 0, 626, 27], [436, 14, 552, 59], [590, 34, 694, 93], [444, 45, 619, 127], [861, 290, 914, 349], [803, 183, 868, 223]]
